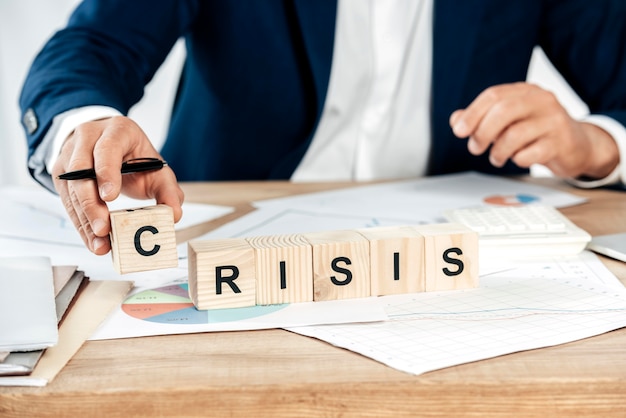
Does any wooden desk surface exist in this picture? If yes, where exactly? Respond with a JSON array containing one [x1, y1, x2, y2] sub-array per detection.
[[2, 178, 626, 417]]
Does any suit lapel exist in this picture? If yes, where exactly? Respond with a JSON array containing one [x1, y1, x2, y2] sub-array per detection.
[[270, 0, 337, 178], [291, 0, 337, 117], [430, 0, 487, 173]]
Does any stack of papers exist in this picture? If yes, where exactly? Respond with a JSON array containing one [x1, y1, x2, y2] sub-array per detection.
[[0, 260, 86, 377], [0, 278, 132, 387]]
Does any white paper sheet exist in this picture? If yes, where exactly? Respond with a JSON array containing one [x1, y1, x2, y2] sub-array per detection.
[[0, 185, 233, 247], [257, 172, 587, 220], [288, 252, 626, 375]]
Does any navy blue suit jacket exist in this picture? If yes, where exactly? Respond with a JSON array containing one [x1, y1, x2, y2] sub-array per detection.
[[20, 0, 626, 182]]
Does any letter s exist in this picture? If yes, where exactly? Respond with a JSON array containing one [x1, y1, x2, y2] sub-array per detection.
[[442, 247, 464, 276], [330, 256, 353, 286]]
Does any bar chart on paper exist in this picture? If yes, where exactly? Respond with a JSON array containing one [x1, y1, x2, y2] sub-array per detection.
[[288, 253, 626, 375]]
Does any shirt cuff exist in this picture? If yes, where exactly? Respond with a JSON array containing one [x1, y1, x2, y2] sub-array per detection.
[[28, 106, 122, 193], [566, 114, 626, 189]]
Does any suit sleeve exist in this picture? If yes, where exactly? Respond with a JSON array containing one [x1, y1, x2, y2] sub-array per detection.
[[18, 0, 199, 168]]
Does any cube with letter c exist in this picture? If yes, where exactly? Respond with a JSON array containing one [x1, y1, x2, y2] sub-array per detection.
[[109, 204, 178, 274]]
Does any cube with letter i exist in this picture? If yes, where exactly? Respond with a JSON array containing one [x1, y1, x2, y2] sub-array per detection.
[[246, 234, 313, 305], [187, 238, 256, 310], [412, 223, 479, 291], [303, 229, 371, 301], [357, 226, 425, 296], [109, 204, 178, 274]]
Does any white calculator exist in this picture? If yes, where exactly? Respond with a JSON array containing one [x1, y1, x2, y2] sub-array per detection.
[[443, 204, 591, 258]]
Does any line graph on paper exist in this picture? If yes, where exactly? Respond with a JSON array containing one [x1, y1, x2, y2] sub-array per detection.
[[288, 253, 626, 376], [385, 271, 626, 322]]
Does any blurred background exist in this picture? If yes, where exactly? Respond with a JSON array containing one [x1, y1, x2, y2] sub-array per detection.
[[0, 1, 587, 188]]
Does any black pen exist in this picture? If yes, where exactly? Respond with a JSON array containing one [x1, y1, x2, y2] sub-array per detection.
[[57, 158, 168, 180]]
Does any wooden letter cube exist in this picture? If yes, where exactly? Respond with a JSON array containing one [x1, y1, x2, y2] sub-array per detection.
[[412, 223, 479, 291], [246, 234, 313, 305], [357, 226, 425, 296], [303, 230, 370, 301], [188, 238, 256, 310], [109, 204, 178, 274]]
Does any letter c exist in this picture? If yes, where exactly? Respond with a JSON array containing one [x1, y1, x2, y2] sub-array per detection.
[[134, 225, 160, 256]]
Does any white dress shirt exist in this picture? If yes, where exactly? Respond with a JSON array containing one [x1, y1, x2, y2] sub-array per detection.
[[292, 0, 432, 181], [30, 0, 626, 191]]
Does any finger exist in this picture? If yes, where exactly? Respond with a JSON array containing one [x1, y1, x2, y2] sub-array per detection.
[[68, 179, 111, 254], [488, 118, 551, 167], [451, 109, 485, 155], [52, 136, 93, 250], [449, 110, 463, 130], [470, 96, 535, 156], [510, 136, 559, 170], [453, 84, 536, 156], [56, 135, 107, 251], [55, 178, 92, 249], [451, 83, 528, 139], [150, 168, 185, 223], [66, 124, 116, 245], [94, 117, 162, 202], [91, 118, 134, 202], [68, 183, 96, 246]]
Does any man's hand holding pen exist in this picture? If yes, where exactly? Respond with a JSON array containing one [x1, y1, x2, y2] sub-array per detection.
[[52, 116, 184, 256], [57, 157, 168, 180]]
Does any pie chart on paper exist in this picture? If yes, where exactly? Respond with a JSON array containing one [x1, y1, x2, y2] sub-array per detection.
[[121, 283, 287, 324], [483, 193, 540, 206]]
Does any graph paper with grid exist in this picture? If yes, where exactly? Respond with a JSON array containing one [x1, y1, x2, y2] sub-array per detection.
[[289, 252, 626, 375]]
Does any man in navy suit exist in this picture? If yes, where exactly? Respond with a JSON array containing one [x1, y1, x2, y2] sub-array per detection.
[[19, 0, 626, 254]]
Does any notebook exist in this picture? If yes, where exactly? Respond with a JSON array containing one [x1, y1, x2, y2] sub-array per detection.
[[0, 257, 58, 352]]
